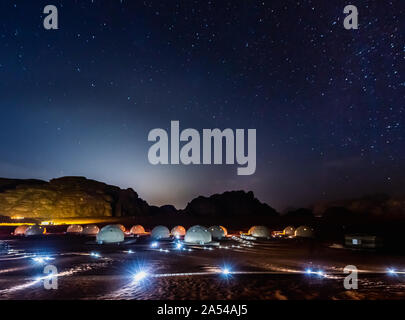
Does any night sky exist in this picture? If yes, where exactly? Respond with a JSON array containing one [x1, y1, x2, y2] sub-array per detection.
[[0, 1, 403, 211]]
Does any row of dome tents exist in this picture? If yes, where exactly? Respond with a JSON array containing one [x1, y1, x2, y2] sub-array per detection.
[[94, 224, 314, 244], [13, 224, 174, 238], [94, 224, 204, 244], [285, 225, 315, 238], [247, 225, 315, 238], [13, 223, 226, 244], [150, 225, 228, 241], [13, 223, 314, 241], [13, 224, 101, 236], [14, 225, 46, 236], [96, 224, 228, 244]]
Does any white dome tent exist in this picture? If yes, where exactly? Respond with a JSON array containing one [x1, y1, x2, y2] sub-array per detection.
[[82, 225, 99, 235], [14, 225, 29, 236], [209, 225, 227, 240], [294, 226, 315, 238], [151, 226, 170, 239], [248, 226, 270, 238], [25, 225, 45, 236], [66, 225, 83, 234], [171, 225, 186, 238], [283, 226, 295, 236], [130, 225, 145, 235], [96, 225, 125, 243], [185, 225, 212, 244]]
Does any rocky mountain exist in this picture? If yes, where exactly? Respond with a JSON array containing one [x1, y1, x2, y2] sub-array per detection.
[[0, 176, 276, 219], [184, 190, 278, 217], [0, 176, 149, 219]]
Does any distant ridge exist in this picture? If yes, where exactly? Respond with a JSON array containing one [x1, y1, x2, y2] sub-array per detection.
[[0, 176, 277, 219]]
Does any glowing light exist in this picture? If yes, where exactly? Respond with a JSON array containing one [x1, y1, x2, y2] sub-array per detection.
[[305, 268, 325, 277], [387, 268, 397, 275], [32, 256, 53, 264], [151, 241, 158, 248], [221, 267, 231, 276], [133, 271, 148, 282], [90, 252, 101, 258], [176, 242, 183, 249], [33, 257, 45, 264]]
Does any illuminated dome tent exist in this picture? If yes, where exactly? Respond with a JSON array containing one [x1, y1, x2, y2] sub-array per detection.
[[209, 225, 227, 240], [171, 225, 186, 238], [130, 225, 145, 235], [114, 224, 126, 233], [82, 225, 99, 235], [283, 226, 295, 236], [66, 225, 83, 233], [96, 225, 125, 244], [185, 225, 212, 245], [248, 226, 270, 238], [151, 225, 170, 239], [14, 225, 29, 236], [24, 225, 45, 236], [294, 226, 315, 238]]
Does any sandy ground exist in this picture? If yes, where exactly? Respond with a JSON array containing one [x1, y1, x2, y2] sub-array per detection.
[[0, 235, 405, 300]]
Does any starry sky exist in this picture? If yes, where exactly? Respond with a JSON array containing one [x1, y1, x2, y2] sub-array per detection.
[[0, 0, 404, 211]]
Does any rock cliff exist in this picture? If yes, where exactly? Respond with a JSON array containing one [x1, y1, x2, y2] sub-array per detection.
[[184, 190, 278, 217], [0, 176, 149, 219]]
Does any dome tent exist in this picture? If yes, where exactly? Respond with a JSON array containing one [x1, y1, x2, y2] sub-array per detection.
[[82, 225, 99, 235], [14, 225, 29, 236], [66, 225, 83, 233], [130, 225, 145, 235], [171, 225, 186, 238], [25, 225, 45, 236], [96, 225, 125, 243], [283, 226, 295, 236], [151, 225, 170, 239], [294, 226, 315, 238], [185, 225, 212, 244], [248, 226, 270, 238], [209, 225, 227, 240]]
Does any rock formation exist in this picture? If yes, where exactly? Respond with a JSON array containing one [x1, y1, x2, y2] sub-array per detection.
[[0, 176, 149, 219], [0, 177, 277, 220], [184, 190, 278, 217]]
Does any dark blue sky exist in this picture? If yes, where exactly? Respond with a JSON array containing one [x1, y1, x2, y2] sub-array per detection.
[[0, 0, 403, 210]]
